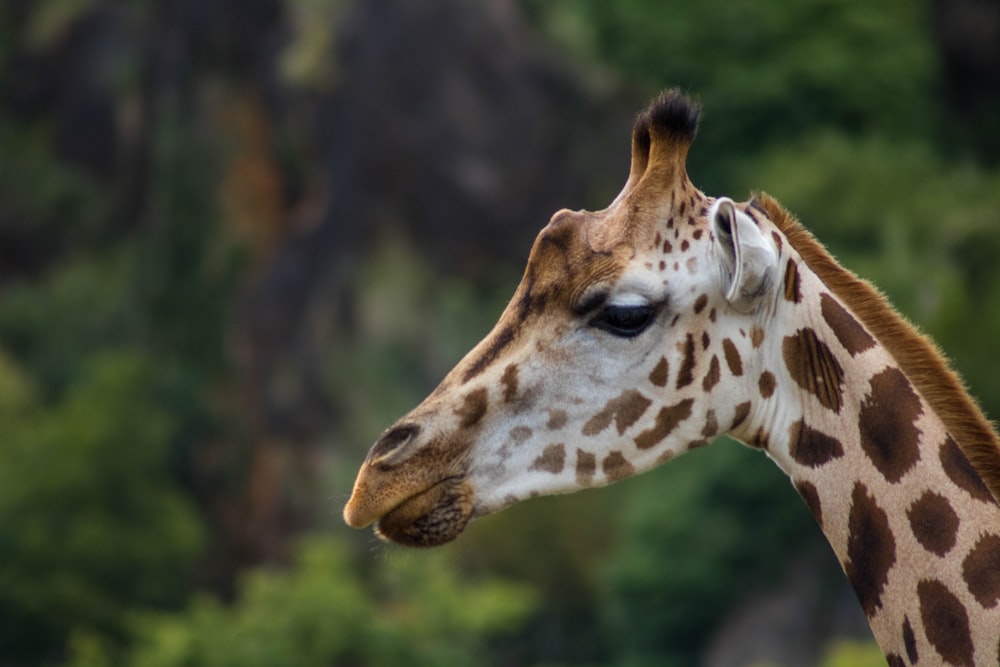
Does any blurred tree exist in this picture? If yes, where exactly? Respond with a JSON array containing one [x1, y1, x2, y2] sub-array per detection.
[[520, 0, 938, 190], [64, 535, 535, 667], [0, 350, 204, 664], [601, 442, 823, 667]]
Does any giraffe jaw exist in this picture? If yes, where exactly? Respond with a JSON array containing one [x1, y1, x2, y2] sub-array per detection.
[[345, 473, 475, 548]]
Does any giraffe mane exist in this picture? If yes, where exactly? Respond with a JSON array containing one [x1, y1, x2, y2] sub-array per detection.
[[754, 191, 1000, 503]]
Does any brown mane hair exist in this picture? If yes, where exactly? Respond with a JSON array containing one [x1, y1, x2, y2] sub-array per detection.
[[755, 192, 1000, 503]]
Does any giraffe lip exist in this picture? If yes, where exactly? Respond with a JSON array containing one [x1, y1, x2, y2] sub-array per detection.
[[373, 476, 474, 547]]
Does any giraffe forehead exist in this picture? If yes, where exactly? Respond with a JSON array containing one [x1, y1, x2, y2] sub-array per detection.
[[534, 199, 711, 302]]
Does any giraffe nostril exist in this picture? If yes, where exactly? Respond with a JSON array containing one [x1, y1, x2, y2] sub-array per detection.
[[368, 423, 421, 465]]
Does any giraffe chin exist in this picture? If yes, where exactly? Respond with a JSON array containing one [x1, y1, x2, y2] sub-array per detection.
[[373, 477, 475, 548]]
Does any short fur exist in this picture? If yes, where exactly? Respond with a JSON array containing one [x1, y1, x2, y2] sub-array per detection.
[[756, 192, 1000, 503]]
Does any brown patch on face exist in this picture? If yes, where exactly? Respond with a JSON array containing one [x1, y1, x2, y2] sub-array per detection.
[[918, 579, 974, 665], [794, 480, 823, 528], [783, 259, 801, 303], [602, 451, 635, 482], [663, 239, 672, 253], [788, 419, 844, 468], [940, 435, 995, 504], [845, 482, 896, 618], [675, 334, 697, 389], [500, 364, 519, 402], [576, 449, 596, 485], [758, 371, 776, 399], [455, 388, 489, 428], [961, 533, 1000, 608], [902, 616, 918, 664], [635, 398, 695, 450], [907, 491, 959, 557], [582, 389, 652, 436], [693, 293, 708, 314], [681, 239, 690, 252], [546, 409, 567, 430], [509, 426, 533, 444], [750, 325, 765, 348], [722, 338, 743, 377], [782, 328, 844, 413], [731, 401, 751, 429], [693, 228, 703, 240], [649, 357, 669, 387], [708, 308, 717, 323], [463, 326, 516, 383], [859, 366, 922, 483], [820, 293, 875, 356], [701, 331, 710, 350], [702, 355, 720, 391], [530, 443, 566, 474]]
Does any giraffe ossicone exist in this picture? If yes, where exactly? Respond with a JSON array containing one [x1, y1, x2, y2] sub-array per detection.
[[344, 89, 1000, 665]]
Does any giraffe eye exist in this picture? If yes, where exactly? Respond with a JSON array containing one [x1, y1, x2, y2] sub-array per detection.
[[590, 304, 657, 338]]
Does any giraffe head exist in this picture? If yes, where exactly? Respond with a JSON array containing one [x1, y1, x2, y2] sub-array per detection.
[[344, 89, 782, 546]]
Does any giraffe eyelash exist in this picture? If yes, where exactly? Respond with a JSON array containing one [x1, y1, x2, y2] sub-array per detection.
[[589, 303, 659, 338]]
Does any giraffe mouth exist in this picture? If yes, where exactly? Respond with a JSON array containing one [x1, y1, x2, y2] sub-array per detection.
[[372, 476, 475, 547]]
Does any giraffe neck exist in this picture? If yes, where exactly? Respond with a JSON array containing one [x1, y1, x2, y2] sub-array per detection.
[[740, 206, 1000, 665]]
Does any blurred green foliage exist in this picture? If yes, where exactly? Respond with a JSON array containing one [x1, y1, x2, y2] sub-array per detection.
[[65, 537, 535, 667], [603, 443, 819, 667], [520, 0, 942, 191]]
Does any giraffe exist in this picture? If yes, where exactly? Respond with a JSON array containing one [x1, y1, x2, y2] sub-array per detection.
[[344, 89, 1000, 665]]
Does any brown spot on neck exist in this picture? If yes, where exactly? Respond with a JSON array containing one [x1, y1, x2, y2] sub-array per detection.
[[906, 491, 959, 556], [902, 616, 918, 664], [940, 435, 995, 504], [783, 259, 801, 303], [758, 371, 776, 398], [918, 579, 974, 665], [845, 481, 896, 618], [788, 419, 844, 468], [961, 533, 1000, 608], [781, 328, 844, 413], [858, 366, 922, 483], [820, 293, 875, 356]]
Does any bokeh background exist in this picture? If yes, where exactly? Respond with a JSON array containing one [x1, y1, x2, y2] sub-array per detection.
[[2, 1, 1000, 665]]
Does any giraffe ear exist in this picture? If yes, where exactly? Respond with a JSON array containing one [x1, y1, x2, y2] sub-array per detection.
[[711, 197, 778, 313]]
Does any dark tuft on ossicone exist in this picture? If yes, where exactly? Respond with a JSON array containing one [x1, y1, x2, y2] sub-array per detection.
[[643, 88, 701, 145]]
